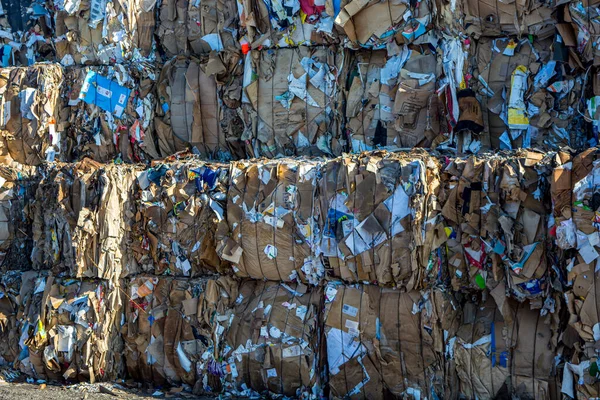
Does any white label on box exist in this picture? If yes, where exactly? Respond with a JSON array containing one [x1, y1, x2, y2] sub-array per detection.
[[282, 345, 302, 358], [345, 319, 359, 336], [118, 93, 127, 105], [97, 87, 112, 98], [342, 304, 358, 317]]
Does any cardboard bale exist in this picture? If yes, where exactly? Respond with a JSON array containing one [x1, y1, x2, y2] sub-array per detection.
[[335, 0, 433, 48], [463, 37, 588, 152], [238, 0, 338, 49], [562, 2, 600, 65], [131, 158, 230, 277], [224, 158, 324, 283], [0, 163, 38, 272], [123, 274, 238, 389], [438, 151, 553, 300], [0, 64, 63, 165], [0, 271, 24, 365], [157, 0, 239, 57], [0, 0, 55, 66], [322, 281, 458, 399], [218, 280, 323, 397], [31, 160, 138, 279], [319, 151, 439, 287], [155, 54, 248, 160], [61, 64, 161, 163], [344, 48, 442, 152], [243, 47, 343, 157], [16, 272, 124, 382], [450, 296, 555, 399], [463, 0, 554, 39], [53, 0, 156, 65]]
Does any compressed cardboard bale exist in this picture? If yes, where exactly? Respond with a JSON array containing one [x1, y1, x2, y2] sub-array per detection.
[[322, 281, 458, 399], [0, 64, 63, 165], [238, 0, 338, 48], [218, 280, 323, 397], [223, 158, 324, 283], [61, 64, 161, 163], [157, 0, 239, 57], [555, 149, 600, 398], [155, 53, 248, 160], [16, 272, 124, 382], [0, 1, 55, 66], [560, 255, 600, 398], [467, 37, 588, 152], [463, 0, 554, 38], [53, 0, 156, 65], [0, 163, 38, 272], [450, 296, 555, 399], [319, 151, 438, 287], [438, 151, 554, 301], [344, 48, 442, 152], [31, 160, 138, 279], [335, 0, 433, 48], [123, 275, 238, 389], [565, 2, 600, 65], [243, 47, 343, 157], [0, 271, 23, 365], [131, 158, 230, 277]]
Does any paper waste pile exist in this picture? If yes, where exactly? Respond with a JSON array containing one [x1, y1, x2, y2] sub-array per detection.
[[4, 0, 600, 396], [0, 148, 594, 399]]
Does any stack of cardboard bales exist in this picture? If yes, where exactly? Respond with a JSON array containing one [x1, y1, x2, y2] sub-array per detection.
[[5, 0, 600, 394], [1, 148, 598, 397]]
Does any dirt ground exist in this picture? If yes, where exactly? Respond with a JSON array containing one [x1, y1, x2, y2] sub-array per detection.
[[0, 380, 218, 400]]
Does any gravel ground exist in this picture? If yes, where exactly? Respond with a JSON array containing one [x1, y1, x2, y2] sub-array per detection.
[[0, 380, 218, 400]]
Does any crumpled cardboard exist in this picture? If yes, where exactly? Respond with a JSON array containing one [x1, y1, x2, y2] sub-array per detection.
[[450, 295, 555, 399], [335, 0, 433, 48], [155, 53, 247, 160], [62, 64, 161, 163], [0, 163, 38, 272], [323, 281, 458, 399], [0, 64, 63, 165], [448, 37, 587, 153], [31, 160, 138, 279], [344, 49, 442, 152], [16, 271, 124, 383], [0, 271, 23, 365], [123, 274, 238, 390], [54, 0, 156, 65], [158, 0, 239, 57], [438, 151, 554, 301], [224, 158, 324, 284], [131, 158, 230, 276], [243, 47, 343, 157], [319, 151, 439, 287], [217, 280, 323, 397], [238, 0, 338, 49]]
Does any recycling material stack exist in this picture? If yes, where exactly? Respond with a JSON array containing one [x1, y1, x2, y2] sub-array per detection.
[[1, 0, 600, 398]]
